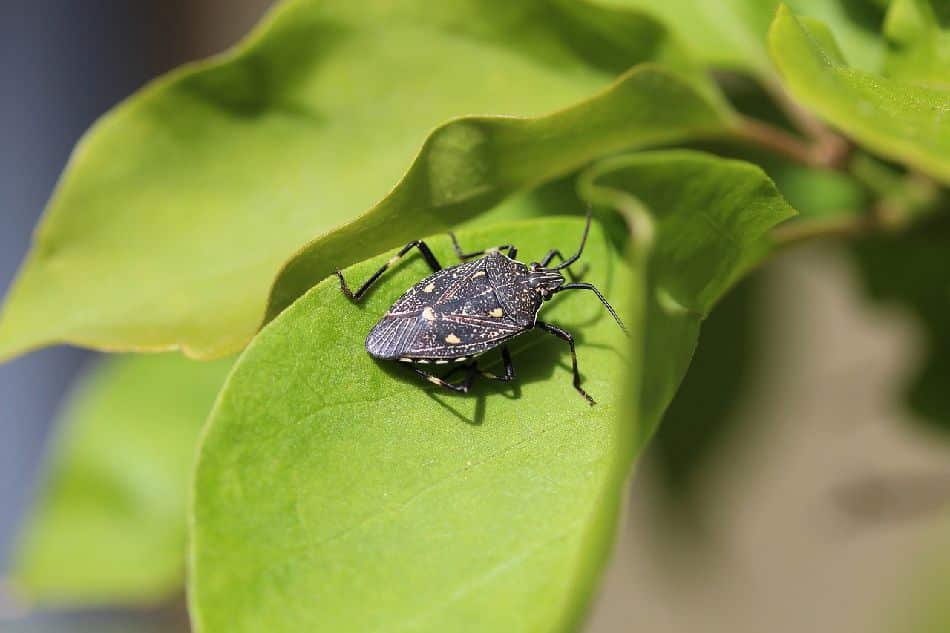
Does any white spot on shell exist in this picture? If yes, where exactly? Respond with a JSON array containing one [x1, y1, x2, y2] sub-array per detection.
[[445, 333, 461, 344], [417, 359, 430, 364], [454, 357, 468, 363], [472, 270, 486, 278], [435, 360, 449, 365], [489, 308, 503, 318], [423, 282, 436, 292], [427, 376, 442, 385], [399, 357, 412, 362], [422, 306, 436, 321]]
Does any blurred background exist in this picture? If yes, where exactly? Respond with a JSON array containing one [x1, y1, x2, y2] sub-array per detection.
[[2, 1, 949, 632]]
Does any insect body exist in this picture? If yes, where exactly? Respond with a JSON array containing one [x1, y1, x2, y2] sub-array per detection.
[[336, 211, 626, 405]]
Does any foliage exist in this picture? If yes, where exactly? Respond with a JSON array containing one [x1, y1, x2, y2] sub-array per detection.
[[2, 1, 949, 631], [12, 354, 231, 606]]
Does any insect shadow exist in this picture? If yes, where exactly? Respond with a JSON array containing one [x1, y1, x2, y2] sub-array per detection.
[[375, 328, 597, 426]]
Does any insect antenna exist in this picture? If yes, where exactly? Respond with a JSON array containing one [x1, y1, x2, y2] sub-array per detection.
[[549, 207, 592, 271], [555, 282, 628, 335]]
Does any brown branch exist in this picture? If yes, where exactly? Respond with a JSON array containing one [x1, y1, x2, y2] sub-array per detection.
[[733, 116, 852, 170], [771, 200, 910, 249], [763, 79, 831, 142], [733, 117, 816, 166]]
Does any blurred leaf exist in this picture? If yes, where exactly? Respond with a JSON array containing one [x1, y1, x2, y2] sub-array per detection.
[[581, 150, 796, 434], [853, 214, 950, 432], [190, 152, 794, 632], [265, 65, 734, 321], [648, 276, 760, 514], [768, 163, 868, 220], [791, 0, 886, 71], [602, 0, 884, 78], [13, 354, 231, 606], [0, 0, 728, 364], [888, 513, 950, 633], [883, 0, 950, 90], [603, 0, 776, 77], [769, 4, 950, 184]]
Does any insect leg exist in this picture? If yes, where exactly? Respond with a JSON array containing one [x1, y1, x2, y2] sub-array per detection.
[[411, 364, 478, 394], [447, 233, 515, 261], [534, 321, 595, 406], [337, 240, 443, 302], [476, 346, 516, 381], [538, 249, 586, 281], [440, 347, 514, 389]]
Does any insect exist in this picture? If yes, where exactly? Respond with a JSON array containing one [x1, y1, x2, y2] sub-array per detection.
[[336, 210, 626, 405]]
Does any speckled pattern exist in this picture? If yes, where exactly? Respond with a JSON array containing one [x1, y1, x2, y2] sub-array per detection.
[[365, 252, 552, 360]]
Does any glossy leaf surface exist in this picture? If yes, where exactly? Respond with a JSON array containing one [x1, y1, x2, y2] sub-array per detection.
[[769, 4, 950, 184], [0, 0, 727, 363]]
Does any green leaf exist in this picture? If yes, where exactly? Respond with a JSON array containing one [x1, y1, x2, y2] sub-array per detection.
[[853, 215, 950, 432], [264, 65, 734, 322], [606, 0, 775, 76], [12, 354, 231, 606], [647, 276, 761, 523], [790, 0, 886, 72], [580, 150, 796, 434], [891, 530, 950, 633], [883, 0, 950, 90], [0, 0, 728, 364], [604, 0, 884, 78], [768, 4, 950, 184], [190, 152, 794, 632]]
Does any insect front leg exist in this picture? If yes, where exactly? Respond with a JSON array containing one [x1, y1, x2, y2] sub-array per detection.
[[447, 233, 517, 261], [535, 320, 595, 406], [538, 249, 586, 282], [337, 240, 443, 303]]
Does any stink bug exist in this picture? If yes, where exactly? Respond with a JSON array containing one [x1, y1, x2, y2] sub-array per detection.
[[336, 210, 626, 405]]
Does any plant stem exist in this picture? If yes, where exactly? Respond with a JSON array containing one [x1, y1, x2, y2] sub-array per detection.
[[763, 79, 831, 143], [771, 210, 879, 248], [733, 117, 814, 164], [733, 115, 851, 170]]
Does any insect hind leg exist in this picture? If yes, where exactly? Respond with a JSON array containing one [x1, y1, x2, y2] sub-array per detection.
[[411, 364, 478, 394], [420, 347, 515, 395], [448, 233, 516, 261], [476, 346, 515, 382], [337, 240, 442, 303]]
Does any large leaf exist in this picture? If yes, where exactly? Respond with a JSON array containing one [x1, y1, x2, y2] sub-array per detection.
[[190, 152, 795, 632], [768, 4, 950, 184], [12, 354, 231, 606], [605, 0, 885, 78], [883, 0, 950, 90], [264, 65, 733, 321], [0, 0, 729, 364]]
